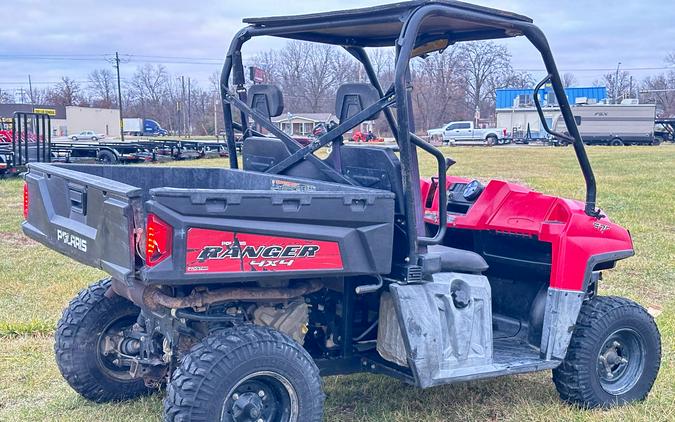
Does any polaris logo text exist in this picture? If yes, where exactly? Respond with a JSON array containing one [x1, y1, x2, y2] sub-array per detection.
[[57, 229, 88, 252], [197, 242, 320, 262]]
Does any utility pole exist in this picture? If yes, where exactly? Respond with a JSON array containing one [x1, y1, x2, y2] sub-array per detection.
[[28, 75, 34, 105], [180, 76, 186, 138], [614, 61, 621, 104], [213, 93, 218, 138], [113, 52, 125, 142], [187, 77, 191, 138]]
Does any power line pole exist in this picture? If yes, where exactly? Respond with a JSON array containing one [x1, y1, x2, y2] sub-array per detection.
[[113, 52, 125, 142], [28, 74, 34, 104], [180, 76, 186, 138], [213, 92, 218, 138], [614, 61, 621, 104], [187, 77, 191, 138]]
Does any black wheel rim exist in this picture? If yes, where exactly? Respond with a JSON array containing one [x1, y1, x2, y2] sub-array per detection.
[[596, 328, 646, 395], [96, 314, 139, 381], [221, 371, 298, 422]]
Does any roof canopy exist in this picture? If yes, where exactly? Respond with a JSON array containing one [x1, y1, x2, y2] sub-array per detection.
[[243, 0, 532, 47]]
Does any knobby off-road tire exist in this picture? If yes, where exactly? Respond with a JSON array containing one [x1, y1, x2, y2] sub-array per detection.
[[164, 325, 324, 422], [552, 296, 661, 408], [55, 278, 152, 403]]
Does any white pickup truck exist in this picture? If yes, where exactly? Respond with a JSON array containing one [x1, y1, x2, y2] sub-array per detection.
[[427, 121, 506, 146]]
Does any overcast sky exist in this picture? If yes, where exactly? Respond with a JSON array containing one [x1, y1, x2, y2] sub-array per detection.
[[1, 0, 674, 97]]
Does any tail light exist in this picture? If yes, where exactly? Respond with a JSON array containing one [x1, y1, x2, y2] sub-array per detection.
[[23, 183, 29, 219], [146, 213, 172, 266]]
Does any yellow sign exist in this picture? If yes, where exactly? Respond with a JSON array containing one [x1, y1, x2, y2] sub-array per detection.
[[33, 108, 56, 116]]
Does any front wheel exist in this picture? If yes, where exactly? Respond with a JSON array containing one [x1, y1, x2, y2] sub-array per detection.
[[164, 325, 324, 422], [55, 278, 152, 403], [486, 136, 497, 146], [552, 296, 661, 408], [610, 138, 624, 146]]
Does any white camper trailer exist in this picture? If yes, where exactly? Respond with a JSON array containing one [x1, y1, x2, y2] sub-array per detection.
[[553, 103, 657, 146]]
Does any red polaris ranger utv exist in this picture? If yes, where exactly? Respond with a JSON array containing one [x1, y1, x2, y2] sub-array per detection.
[[22, 1, 660, 421]]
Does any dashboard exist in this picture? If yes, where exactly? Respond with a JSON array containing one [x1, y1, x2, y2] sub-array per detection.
[[447, 180, 484, 214]]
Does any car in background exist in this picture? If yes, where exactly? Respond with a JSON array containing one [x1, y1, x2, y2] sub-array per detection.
[[441, 121, 506, 145], [71, 131, 105, 142]]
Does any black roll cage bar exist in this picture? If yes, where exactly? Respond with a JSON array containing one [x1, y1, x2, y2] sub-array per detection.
[[220, 2, 600, 266]]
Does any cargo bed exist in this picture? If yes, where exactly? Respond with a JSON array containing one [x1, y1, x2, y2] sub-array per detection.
[[23, 163, 395, 284]]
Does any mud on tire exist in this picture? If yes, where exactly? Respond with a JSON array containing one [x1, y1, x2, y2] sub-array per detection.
[[164, 325, 324, 422], [552, 296, 661, 408], [55, 278, 152, 403]]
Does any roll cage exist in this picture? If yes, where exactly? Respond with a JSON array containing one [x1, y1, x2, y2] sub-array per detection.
[[220, 0, 599, 268]]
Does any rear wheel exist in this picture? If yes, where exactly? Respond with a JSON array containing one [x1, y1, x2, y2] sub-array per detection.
[[55, 278, 152, 403], [164, 325, 324, 422], [552, 296, 661, 408], [98, 150, 117, 164], [610, 138, 624, 146]]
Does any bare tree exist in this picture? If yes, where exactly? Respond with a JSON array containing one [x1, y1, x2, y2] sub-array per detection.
[[412, 47, 467, 130], [46, 77, 82, 106], [0, 89, 14, 103], [457, 41, 512, 118], [255, 41, 358, 113], [641, 74, 675, 116], [602, 70, 632, 103], [131, 64, 169, 105], [562, 72, 578, 88], [88, 68, 116, 108], [28, 87, 49, 105]]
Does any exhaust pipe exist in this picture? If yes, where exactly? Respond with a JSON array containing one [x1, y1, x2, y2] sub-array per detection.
[[111, 279, 323, 311]]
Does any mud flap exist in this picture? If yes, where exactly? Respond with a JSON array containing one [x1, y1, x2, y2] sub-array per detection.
[[387, 273, 493, 388]]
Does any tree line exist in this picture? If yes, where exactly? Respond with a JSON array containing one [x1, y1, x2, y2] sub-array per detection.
[[1, 41, 674, 135]]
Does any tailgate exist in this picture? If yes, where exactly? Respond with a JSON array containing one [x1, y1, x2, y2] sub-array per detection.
[[22, 163, 143, 282]]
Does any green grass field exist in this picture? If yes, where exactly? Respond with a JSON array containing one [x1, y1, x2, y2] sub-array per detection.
[[0, 145, 673, 421]]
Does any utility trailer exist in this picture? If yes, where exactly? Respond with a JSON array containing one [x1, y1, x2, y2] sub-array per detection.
[[22, 2, 660, 421], [655, 118, 675, 143], [4, 112, 229, 172]]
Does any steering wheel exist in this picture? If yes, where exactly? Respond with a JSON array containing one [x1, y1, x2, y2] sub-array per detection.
[[462, 179, 484, 201]]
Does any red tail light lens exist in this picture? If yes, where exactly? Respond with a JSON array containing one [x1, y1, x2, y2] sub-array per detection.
[[23, 183, 29, 220], [146, 213, 172, 266]]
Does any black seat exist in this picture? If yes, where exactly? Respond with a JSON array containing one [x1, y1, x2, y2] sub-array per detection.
[[243, 137, 333, 181], [426, 244, 489, 274], [339, 145, 404, 213]]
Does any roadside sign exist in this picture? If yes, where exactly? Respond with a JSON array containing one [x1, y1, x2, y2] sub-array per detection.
[[33, 108, 56, 116]]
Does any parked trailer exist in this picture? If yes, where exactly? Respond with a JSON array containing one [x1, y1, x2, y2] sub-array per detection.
[[553, 103, 657, 146], [655, 118, 675, 143], [4, 112, 229, 175]]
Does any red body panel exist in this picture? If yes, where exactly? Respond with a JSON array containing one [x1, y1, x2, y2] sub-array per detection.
[[185, 228, 343, 274], [421, 178, 634, 291]]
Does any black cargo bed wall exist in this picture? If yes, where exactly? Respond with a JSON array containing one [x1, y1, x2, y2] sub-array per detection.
[[57, 164, 380, 203]]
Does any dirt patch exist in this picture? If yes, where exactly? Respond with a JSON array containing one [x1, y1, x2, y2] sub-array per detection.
[[0, 232, 38, 247]]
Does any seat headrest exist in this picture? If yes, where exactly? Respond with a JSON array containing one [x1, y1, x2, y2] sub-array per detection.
[[247, 84, 284, 119], [335, 83, 381, 123]]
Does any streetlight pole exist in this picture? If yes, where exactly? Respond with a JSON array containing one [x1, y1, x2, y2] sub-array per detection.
[[615, 61, 622, 104], [114, 52, 125, 142]]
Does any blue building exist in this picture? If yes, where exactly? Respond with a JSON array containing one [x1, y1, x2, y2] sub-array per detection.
[[496, 86, 607, 109]]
